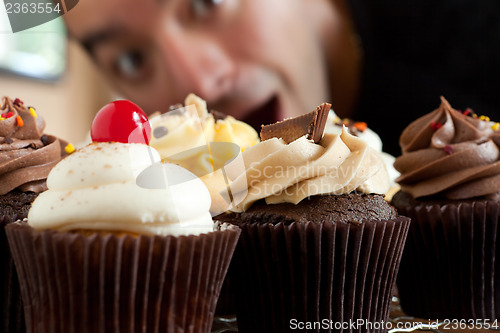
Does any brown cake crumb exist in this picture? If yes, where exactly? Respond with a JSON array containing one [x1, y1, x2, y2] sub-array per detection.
[[0, 190, 39, 225]]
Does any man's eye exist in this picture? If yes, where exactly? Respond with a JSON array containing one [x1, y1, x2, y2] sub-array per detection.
[[114, 50, 148, 81], [191, 0, 224, 17]]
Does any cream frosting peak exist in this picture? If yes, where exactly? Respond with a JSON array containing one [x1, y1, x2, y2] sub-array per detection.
[[28, 142, 214, 236], [224, 127, 390, 212]]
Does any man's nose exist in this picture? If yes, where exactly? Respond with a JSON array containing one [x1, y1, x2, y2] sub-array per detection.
[[159, 27, 234, 103]]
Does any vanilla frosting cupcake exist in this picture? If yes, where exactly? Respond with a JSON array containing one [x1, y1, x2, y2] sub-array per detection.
[[216, 103, 410, 333], [5, 100, 240, 333]]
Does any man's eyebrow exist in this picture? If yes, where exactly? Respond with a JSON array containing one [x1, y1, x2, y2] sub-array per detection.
[[79, 26, 124, 54]]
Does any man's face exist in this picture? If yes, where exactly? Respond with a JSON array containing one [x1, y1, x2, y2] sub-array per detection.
[[65, 0, 329, 128]]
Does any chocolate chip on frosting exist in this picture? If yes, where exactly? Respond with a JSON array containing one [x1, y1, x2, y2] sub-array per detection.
[[40, 134, 49, 146]]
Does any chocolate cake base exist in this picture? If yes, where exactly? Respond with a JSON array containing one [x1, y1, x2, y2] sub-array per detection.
[[217, 193, 409, 333], [0, 190, 38, 333], [0, 190, 38, 225], [219, 192, 397, 225], [392, 190, 500, 320]]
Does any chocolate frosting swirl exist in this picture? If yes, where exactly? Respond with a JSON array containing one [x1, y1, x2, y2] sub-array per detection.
[[0, 97, 64, 195], [394, 97, 500, 200]]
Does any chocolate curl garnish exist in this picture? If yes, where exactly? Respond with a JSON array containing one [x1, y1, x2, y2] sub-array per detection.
[[260, 102, 331, 144]]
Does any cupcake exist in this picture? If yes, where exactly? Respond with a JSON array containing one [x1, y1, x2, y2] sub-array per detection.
[[149, 93, 259, 216], [392, 97, 500, 319], [216, 103, 410, 332], [0, 96, 70, 333], [5, 100, 240, 332]]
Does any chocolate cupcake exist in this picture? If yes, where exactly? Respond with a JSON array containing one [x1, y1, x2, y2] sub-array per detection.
[[216, 104, 410, 333], [0, 97, 69, 333], [392, 97, 500, 319], [5, 101, 240, 333]]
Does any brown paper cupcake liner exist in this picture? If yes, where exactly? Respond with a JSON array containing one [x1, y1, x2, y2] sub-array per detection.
[[6, 221, 240, 333], [214, 268, 236, 315], [1, 203, 32, 333], [395, 200, 500, 320], [0, 215, 25, 333], [228, 217, 410, 333]]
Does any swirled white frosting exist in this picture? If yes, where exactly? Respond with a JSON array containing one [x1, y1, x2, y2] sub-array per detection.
[[28, 142, 214, 236], [225, 127, 390, 212]]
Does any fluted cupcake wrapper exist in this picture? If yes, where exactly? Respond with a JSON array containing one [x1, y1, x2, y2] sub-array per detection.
[[6, 221, 240, 333], [214, 269, 236, 315], [0, 215, 25, 333], [229, 217, 410, 333], [396, 201, 500, 320]]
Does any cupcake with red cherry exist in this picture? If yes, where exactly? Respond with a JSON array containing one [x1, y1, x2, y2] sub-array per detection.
[[6, 100, 240, 333]]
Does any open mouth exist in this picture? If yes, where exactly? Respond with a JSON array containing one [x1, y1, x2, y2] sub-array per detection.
[[241, 95, 281, 132]]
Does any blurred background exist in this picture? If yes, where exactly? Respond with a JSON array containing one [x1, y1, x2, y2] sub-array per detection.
[[0, 8, 112, 144]]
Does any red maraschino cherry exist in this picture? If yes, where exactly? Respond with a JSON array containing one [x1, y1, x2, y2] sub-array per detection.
[[91, 100, 151, 144]]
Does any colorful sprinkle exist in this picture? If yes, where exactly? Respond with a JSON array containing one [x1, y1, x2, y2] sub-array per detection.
[[492, 123, 500, 131], [431, 121, 443, 130], [443, 145, 454, 155], [480, 115, 490, 122], [1, 112, 13, 118], [28, 107, 37, 118], [463, 108, 472, 116], [64, 143, 75, 154], [353, 122, 367, 132], [13, 98, 23, 106], [16, 116, 23, 127]]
